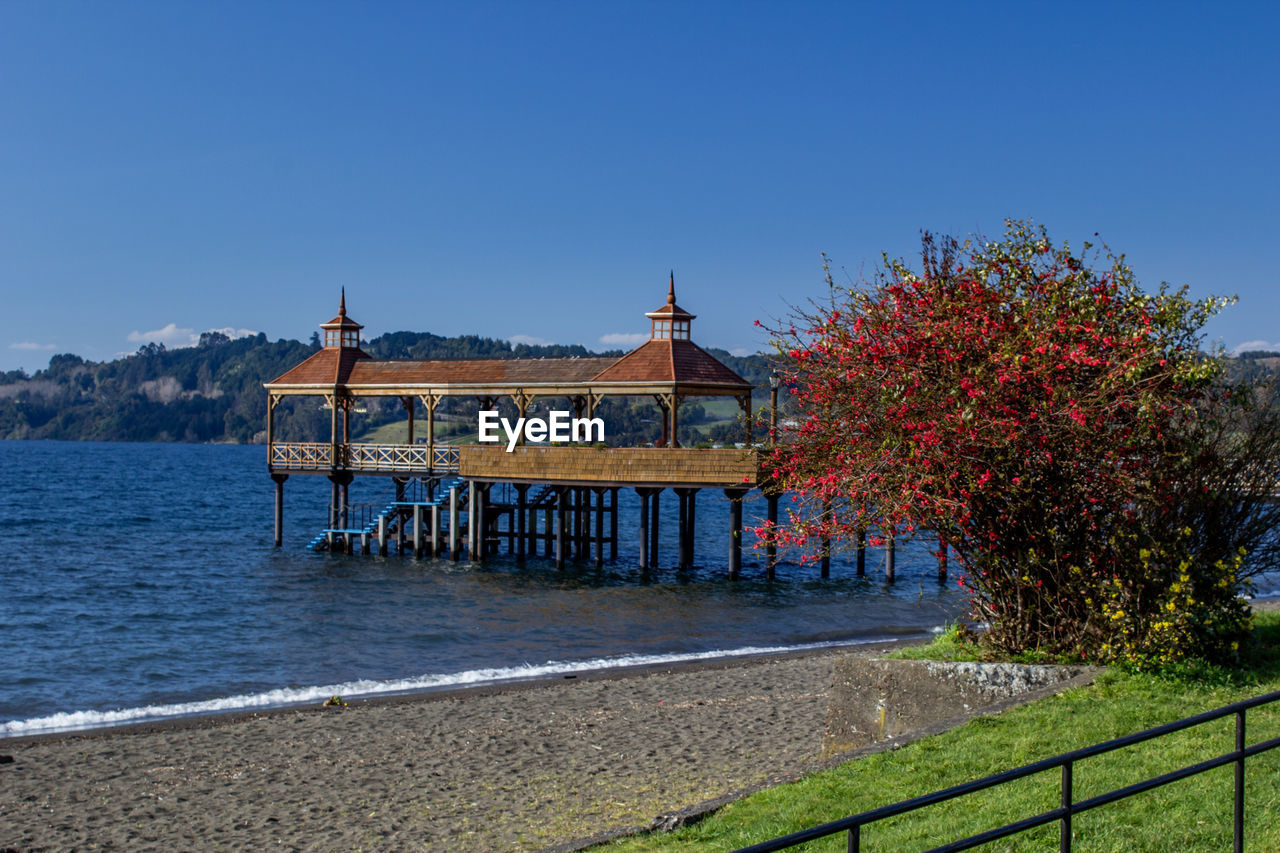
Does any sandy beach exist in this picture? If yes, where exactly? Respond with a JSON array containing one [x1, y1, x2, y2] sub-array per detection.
[[0, 642, 905, 852]]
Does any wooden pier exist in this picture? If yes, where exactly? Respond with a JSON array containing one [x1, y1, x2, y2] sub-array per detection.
[[265, 280, 784, 577]]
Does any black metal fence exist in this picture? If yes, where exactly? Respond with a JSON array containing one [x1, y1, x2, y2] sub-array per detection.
[[735, 689, 1280, 853]]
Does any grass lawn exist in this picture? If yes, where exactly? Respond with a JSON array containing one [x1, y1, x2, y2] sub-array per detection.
[[599, 610, 1280, 852]]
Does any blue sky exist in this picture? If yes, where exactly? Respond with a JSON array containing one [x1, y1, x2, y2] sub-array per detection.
[[2, 0, 1276, 373]]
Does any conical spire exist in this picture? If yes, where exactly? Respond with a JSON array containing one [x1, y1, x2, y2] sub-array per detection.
[[668, 271, 675, 304], [321, 289, 363, 348]]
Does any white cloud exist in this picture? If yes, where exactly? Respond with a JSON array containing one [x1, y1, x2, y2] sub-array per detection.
[[728, 347, 754, 357], [207, 326, 258, 341], [508, 334, 554, 347], [1231, 340, 1280, 355], [128, 323, 196, 347], [10, 341, 56, 351], [599, 332, 647, 348], [127, 324, 258, 349]]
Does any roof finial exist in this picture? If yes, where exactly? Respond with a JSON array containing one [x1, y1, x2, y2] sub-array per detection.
[[668, 271, 675, 304], [339, 287, 347, 316]]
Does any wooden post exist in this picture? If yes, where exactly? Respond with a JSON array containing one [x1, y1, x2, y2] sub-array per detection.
[[677, 489, 689, 569], [377, 515, 387, 556], [271, 473, 287, 547], [576, 489, 586, 560], [725, 488, 746, 580], [687, 488, 697, 568], [637, 488, 650, 569], [515, 484, 528, 563], [474, 484, 486, 562], [609, 487, 619, 561], [449, 485, 460, 562], [413, 504, 423, 558], [670, 395, 680, 448], [544, 505, 553, 557], [329, 477, 340, 529], [467, 482, 476, 561], [555, 488, 567, 570], [430, 504, 440, 557], [649, 488, 661, 568], [593, 487, 605, 568]]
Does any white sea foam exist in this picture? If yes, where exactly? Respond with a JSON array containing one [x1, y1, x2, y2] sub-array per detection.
[[2, 637, 906, 738]]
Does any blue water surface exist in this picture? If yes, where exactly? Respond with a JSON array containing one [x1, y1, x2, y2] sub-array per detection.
[[0, 441, 964, 731]]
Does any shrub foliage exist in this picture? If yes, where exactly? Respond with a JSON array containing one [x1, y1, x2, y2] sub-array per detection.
[[762, 220, 1280, 664]]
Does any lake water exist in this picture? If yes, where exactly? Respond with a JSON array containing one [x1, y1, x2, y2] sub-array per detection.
[[0, 441, 964, 737]]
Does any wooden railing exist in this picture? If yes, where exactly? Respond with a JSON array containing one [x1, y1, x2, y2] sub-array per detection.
[[269, 443, 460, 474], [269, 442, 332, 471], [458, 445, 760, 487]]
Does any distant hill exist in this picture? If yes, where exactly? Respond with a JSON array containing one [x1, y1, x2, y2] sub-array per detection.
[[0, 330, 778, 445]]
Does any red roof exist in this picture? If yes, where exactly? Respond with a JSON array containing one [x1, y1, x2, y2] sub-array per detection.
[[268, 347, 371, 387], [590, 339, 751, 389]]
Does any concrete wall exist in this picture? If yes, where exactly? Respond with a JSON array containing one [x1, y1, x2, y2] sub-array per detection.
[[823, 658, 1101, 758]]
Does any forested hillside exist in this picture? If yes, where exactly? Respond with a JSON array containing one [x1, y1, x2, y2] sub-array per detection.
[[0, 330, 777, 445]]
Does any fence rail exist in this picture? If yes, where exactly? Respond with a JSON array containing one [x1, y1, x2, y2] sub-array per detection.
[[736, 689, 1280, 853], [269, 442, 459, 473]]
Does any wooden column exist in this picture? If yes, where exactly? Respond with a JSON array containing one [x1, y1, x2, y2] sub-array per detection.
[[637, 488, 650, 569], [686, 488, 697, 568], [468, 481, 481, 560], [271, 473, 288, 547], [677, 490, 688, 568], [669, 393, 681, 448], [266, 394, 279, 465], [413, 504, 423, 558], [418, 394, 439, 469], [515, 484, 529, 563], [327, 393, 339, 469], [725, 488, 747, 580], [649, 488, 661, 568], [555, 487, 568, 570], [449, 484, 460, 562], [430, 504, 440, 557], [609, 487, 619, 560], [593, 487, 605, 568]]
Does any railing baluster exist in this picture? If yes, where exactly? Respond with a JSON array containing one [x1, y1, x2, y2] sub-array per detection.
[[1236, 709, 1245, 853], [848, 823, 859, 853], [1060, 760, 1072, 853]]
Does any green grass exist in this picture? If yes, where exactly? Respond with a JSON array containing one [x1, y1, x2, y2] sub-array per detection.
[[598, 611, 1280, 852]]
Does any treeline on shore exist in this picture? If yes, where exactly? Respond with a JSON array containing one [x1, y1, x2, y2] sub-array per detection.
[[0, 330, 778, 445]]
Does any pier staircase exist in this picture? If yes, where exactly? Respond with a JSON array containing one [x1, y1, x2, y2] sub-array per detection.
[[307, 477, 470, 553]]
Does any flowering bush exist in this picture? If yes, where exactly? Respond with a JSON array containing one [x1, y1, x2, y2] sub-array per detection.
[[762, 220, 1280, 663]]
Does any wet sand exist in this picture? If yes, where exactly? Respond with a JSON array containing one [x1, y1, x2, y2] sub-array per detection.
[[0, 642, 907, 852]]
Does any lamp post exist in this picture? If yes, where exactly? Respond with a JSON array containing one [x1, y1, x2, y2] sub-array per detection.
[[766, 369, 781, 579], [769, 370, 780, 445]]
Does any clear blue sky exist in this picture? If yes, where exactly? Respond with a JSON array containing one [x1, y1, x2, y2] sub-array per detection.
[[2, 0, 1276, 373]]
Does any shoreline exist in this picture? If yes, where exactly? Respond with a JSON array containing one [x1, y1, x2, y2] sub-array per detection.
[[1, 634, 928, 745], [0, 638, 918, 851]]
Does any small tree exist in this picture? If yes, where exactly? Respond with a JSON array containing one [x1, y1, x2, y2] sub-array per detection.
[[763, 220, 1280, 663]]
